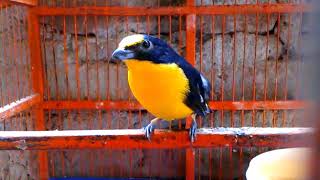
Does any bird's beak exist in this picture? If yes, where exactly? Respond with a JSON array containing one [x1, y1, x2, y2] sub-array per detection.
[[111, 48, 135, 62]]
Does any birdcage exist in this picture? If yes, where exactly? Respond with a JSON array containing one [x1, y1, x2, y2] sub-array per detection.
[[0, 0, 313, 179]]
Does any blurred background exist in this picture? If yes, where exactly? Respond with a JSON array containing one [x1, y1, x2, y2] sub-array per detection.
[[0, 0, 318, 179]]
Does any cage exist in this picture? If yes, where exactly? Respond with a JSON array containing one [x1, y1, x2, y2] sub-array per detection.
[[0, 0, 314, 179]]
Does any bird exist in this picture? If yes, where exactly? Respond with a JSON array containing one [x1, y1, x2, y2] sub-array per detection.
[[111, 34, 211, 142]]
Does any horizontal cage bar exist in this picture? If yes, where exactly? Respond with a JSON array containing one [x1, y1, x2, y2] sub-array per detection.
[[0, 127, 312, 150], [30, 4, 312, 16], [42, 100, 309, 110], [8, 0, 37, 6]]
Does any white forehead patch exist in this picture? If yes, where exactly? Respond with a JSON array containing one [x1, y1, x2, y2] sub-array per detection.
[[118, 34, 145, 48]]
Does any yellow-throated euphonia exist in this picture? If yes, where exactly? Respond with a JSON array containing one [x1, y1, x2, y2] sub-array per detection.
[[111, 34, 211, 142]]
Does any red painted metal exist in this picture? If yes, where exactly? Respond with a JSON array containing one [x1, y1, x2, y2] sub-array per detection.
[[0, 94, 40, 120], [6, 5, 14, 105], [186, 148, 195, 180], [185, 13, 196, 131], [252, 13, 258, 127], [12, 8, 22, 105], [0, 1, 11, 8], [30, 4, 311, 16], [15, 6, 26, 99], [0, 0, 36, 7], [74, 15, 81, 100], [28, 14, 44, 101], [0, 4, 5, 107], [185, 1, 196, 178], [220, 14, 226, 180], [210, 15, 216, 128], [209, 100, 309, 110], [0, 0, 311, 179], [43, 100, 143, 110], [0, 128, 312, 150], [9, 0, 37, 6], [42, 100, 309, 110], [221, 15, 225, 126], [186, 15, 196, 66], [28, 9, 49, 180], [38, 151, 49, 180]]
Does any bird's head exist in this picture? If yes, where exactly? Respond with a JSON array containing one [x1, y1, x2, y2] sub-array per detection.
[[111, 34, 179, 65]]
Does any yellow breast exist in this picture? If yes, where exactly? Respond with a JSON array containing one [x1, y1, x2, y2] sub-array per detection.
[[125, 60, 193, 120]]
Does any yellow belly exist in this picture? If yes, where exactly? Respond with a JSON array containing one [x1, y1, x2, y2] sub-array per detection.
[[125, 60, 193, 120]]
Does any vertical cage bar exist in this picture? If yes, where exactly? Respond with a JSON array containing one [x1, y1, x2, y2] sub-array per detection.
[[185, 11, 196, 130], [0, 4, 5, 107], [186, 1, 195, 180], [178, 14, 183, 130], [8, 6, 15, 104], [186, 19, 195, 65], [210, 15, 215, 127], [221, 15, 225, 126], [27, 9, 48, 180], [4, 7, 10, 105], [296, 11, 303, 100], [186, 148, 195, 180], [252, 12, 259, 127], [15, 6, 26, 100], [12, 6, 21, 101]]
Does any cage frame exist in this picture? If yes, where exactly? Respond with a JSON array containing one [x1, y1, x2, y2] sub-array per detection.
[[0, 0, 313, 179]]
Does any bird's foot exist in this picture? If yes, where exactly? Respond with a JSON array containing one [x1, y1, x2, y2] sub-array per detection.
[[189, 118, 197, 143], [144, 123, 155, 142]]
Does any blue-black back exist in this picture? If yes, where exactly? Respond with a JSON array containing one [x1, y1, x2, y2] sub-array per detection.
[[147, 35, 211, 117]]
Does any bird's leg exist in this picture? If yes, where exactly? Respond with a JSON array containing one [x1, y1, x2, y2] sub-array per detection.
[[189, 114, 197, 142], [144, 117, 159, 141]]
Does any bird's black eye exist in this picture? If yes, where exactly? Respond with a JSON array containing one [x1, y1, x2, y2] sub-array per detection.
[[141, 40, 151, 49]]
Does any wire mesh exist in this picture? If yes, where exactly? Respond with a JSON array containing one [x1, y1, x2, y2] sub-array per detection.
[[40, 14, 186, 101], [0, 4, 32, 107], [36, 1, 189, 179], [0, 3, 39, 180], [38, 0, 186, 7], [193, 1, 309, 179], [0, 0, 312, 179], [47, 149, 185, 179]]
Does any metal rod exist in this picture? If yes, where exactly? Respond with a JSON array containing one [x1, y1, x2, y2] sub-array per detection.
[[28, 9, 49, 180], [0, 94, 40, 120], [0, 128, 312, 150], [186, 148, 195, 180], [8, 0, 37, 6], [30, 4, 311, 16], [42, 100, 310, 110], [221, 15, 225, 126]]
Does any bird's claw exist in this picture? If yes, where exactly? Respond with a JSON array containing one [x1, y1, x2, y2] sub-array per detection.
[[189, 119, 197, 143], [144, 123, 154, 142]]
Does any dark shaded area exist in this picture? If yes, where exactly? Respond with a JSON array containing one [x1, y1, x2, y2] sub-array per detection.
[[306, 1, 320, 179]]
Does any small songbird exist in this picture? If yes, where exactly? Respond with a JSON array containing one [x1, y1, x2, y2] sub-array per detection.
[[111, 34, 211, 142]]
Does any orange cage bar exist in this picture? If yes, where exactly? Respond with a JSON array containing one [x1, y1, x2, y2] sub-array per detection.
[[0, 0, 314, 179]]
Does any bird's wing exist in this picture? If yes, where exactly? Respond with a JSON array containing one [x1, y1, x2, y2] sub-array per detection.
[[200, 74, 211, 102], [177, 60, 211, 117]]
